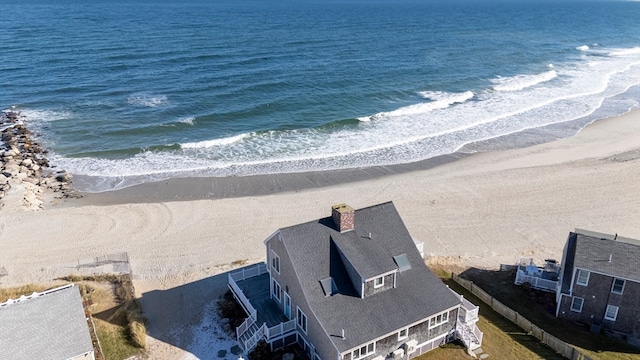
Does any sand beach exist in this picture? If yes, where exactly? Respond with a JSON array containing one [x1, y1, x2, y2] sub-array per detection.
[[0, 110, 639, 358]]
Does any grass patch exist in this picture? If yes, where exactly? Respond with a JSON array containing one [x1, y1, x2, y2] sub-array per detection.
[[95, 321, 141, 360], [459, 268, 640, 360], [0, 283, 51, 302], [59, 274, 147, 357], [231, 259, 249, 266], [416, 268, 566, 360]]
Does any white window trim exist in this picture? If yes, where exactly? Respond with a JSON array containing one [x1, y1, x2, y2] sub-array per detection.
[[398, 327, 409, 341], [374, 276, 384, 288], [604, 305, 619, 321], [576, 269, 590, 286], [570, 296, 584, 313], [272, 278, 281, 302], [271, 250, 280, 274], [611, 278, 625, 295], [428, 310, 449, 329], [352, 341, 375, 360], [297, 307, 308, 334]]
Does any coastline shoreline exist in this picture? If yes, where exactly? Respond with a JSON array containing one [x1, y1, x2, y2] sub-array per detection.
[[0, 109, 638, 359], [67, 109, 640, 207]]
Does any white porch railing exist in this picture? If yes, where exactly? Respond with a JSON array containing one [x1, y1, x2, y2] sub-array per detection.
[[229, 263, 268, 283], [244, 322, 267, 352], [267, 319, 296, 340], [228, 263, 267, 342], [514, 272, 558, 293], [450, 288, 479, 324]]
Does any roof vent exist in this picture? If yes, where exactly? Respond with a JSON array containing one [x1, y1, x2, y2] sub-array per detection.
[[331, 203, 355, 233]]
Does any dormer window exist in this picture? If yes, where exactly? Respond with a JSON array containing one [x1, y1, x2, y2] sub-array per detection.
[[374, 276, 384, 288]]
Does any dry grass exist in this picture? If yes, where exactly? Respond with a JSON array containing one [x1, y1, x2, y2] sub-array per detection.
[[0, 283, 51, 302], [58, 274, 147, 357]]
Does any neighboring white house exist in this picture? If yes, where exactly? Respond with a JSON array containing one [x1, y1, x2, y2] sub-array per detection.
[[0, 284, 95, 360]]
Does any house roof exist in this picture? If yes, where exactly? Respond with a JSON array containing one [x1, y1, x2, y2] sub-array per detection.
[[571, 232, 640, 282], [278, 202, 460, 353], [0, 284, 94, 360]]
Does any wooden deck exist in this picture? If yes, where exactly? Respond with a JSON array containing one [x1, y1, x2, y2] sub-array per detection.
[[236, 273, 289, 328]]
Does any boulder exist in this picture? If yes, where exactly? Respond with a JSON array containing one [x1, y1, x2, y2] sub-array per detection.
[[56, 172, 72, 182]]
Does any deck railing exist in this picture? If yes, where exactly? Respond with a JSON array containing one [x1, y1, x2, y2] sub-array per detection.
[[267, 319, 296, 340], [514, 272, 558, 293], [450, 288, 480, 324], [229, 263, 268, 283], [228, 264, 265, 341]]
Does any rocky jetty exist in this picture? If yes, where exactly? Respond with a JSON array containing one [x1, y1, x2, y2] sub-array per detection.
[[1, 108, 79, 210]]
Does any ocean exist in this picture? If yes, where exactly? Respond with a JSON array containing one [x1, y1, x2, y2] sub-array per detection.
[[2, 0, 639, 192]]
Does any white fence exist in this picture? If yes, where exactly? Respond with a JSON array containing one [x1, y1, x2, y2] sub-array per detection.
[[452, 273, 592, 360], [514, 272, 558, 293]]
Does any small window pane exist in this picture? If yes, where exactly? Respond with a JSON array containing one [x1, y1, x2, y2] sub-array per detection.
[[612, 279, 625, 294], [577, 270, 589, 286], [605, 305, 618, 321], [571, 297, 584, 312], [367, 343, 374, 353]]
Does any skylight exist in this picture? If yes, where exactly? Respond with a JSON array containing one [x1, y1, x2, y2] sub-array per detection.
[[393, 254, 411, 272]]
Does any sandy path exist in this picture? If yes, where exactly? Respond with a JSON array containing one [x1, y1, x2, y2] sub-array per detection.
[[0, 110, 638, 358]]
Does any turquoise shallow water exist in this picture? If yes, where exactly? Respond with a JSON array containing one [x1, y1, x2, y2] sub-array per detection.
[[1, 0, 639, 191]]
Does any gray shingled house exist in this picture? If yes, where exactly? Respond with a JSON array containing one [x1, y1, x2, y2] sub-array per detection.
[[556, 230, 640, 347], [0, 283, 95, 360], [228, 202, 482, 359]]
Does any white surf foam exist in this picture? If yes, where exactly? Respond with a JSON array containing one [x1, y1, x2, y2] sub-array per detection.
[[178, 117, 195, 125], [52, 46, 640, 192], [609, 47, 640, 57], [18, 109, 72, 122], [491, 70, 558, 92], [181, 133, 248, 149], [576, 45, 590, 52], [362, 91, 474, 121], [127, 93, 168, 107]]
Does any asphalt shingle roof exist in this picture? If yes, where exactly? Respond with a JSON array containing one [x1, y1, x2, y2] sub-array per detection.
[[278, 202, 460, 353], [0, 284, 94, 360], [573, 233, 640, 282]]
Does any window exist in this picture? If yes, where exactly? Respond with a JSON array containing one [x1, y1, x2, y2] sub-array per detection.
[[611, 278, 625, 295], [605, 305, 619, 321], [429, 311, 449, 328], [297, 307, 307, 333], [398, 327, 409, 341], [374, 276, 384, 288], [570, 297, 584, 313], [271, 251, 280, 274], [352, 342, 375, 360], [576, 269, 590, 286], [272, 279, 281, 302]]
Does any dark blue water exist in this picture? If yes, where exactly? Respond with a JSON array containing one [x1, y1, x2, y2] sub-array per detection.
[[1, 0, 639, 191]]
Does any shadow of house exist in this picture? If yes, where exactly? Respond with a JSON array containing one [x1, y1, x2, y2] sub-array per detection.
[[134, 271, 243, 359]]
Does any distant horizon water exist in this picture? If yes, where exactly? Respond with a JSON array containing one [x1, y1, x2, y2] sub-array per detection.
[[2, 0, 639, 192]]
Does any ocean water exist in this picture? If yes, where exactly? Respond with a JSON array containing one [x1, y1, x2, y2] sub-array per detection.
[[1, 0, 639, 192]]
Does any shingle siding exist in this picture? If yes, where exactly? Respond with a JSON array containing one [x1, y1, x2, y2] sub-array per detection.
[[363, 273, 395, 297]]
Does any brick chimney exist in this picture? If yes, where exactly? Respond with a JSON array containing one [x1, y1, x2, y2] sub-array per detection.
[[332, 203, 355, 232]]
